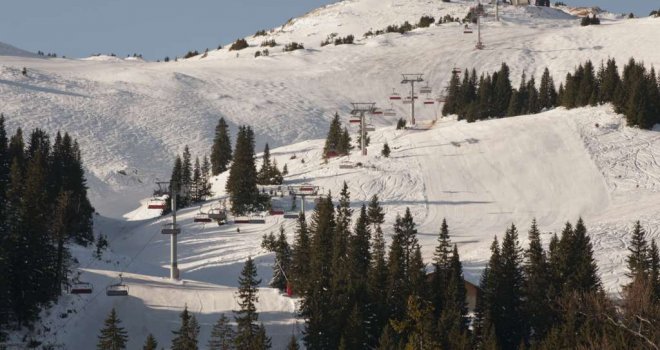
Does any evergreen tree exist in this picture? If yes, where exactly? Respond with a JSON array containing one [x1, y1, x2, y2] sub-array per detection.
[[208, 313, 235, 350], [539, 67, 557, 110], [567, 218, 601, 293], [181, 145, 193, 195], [597, 58, 620, 103], [143, 334, 158, 350], [171, 306, 199, 350], [271, 226, 292, 291], [625, 221, 650, 285], [252, 323, 272, 349], [386, 208, 421, 322], [302, 195, 336, 349], [366, 196, 388, 346], [493, 63, 513, 117], [523, 219, 552, 341], [349, 204, 371, 299], [329, 182, 353, 344], [431, 219, 452, 320], [201, 155, 212, 199], [649, 240, 660, 299], [442, 71, 462, 116], [226, 126, 261, 214], [257, 143, 272, 185], [339, 127, 351, 155], [438, 244, 469, 347], [211, 117, 232, 175], [495, 224, 526, 349], [97, 308, 128, 350], [286, 334, 300, 350], [291, 212, 311, 295], [234, 257, 263, 349], [381, 142, 391, 157], [324, 112, 343, 157], [192, 157, 201, 202]]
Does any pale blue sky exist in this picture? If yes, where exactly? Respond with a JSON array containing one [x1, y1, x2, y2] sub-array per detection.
[[0, 0, 656, 60]]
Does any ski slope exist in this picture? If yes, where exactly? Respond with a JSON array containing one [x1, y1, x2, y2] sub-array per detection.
[[1, 0, 660, 347]]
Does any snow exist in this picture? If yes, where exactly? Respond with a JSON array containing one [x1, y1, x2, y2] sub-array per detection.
[[1, 0, 660, 347]]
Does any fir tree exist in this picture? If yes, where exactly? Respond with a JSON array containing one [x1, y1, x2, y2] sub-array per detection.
[[329, 182, 353, 344], [291, 212, 311, 295], [234, 257, 263, 349], [302, 195, 336, 349], [208, 313, 235, 350], [539, 67, 557, 110], [431, 219, 452, 320], [271, 226, 292, 291], [381, 142, 391, 157], [496, 224, 526, 349], [567, 218, 601, 293], [366, 197, 388, 345], [211, 117, 232, 175], [171, 306, 199, 350], [181, 145, 193, 196], [324, 112, 343, 157], [97, 308, 128, 350], [257, 143, 272, 185], [649, 240, 660, 299], [252, 323, 271, 349], [442, 71, 462, 116], [493, 63, 513, 117], [626, 221, 650, 285], [438, 245, 469, 347], [192, 157, 201, 202], [143, 334, 158, 350], [523, 219, 552, 341], [286, 334, 300, 350], [339, 127, 351, 155], [225, 126, 261, 214]]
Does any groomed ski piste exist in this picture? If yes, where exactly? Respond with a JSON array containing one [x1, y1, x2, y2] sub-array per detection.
[[1, 0, 660, 347]]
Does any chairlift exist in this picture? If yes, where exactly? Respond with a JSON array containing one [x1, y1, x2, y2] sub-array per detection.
[[339, 161, 356, 169], [371, 108, 383, 116], [161, 223, 181, 235], [420, 85, 432, 94], [234, 217, 251, 224], [194, 213, 212, 223], [423, 98, 435, 105], [389, 89, 402, 100], [106, 274, 128, 297], [365, 124, 376, 132], [147, 199, 166, 210], [283, 212, 299, 219], [208, 208, 227, 221], [349, 118, 361, 124], [383, 108, 396, 117], [70, 282, 93, 294], [270, 207, 285, 215], [463, 24, 473, 34]]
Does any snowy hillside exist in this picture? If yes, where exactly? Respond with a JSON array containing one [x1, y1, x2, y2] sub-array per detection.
[[2, 0, 660, 347]]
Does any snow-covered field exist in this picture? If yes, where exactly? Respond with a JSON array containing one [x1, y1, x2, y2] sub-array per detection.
[[1, 0, 660, 348]]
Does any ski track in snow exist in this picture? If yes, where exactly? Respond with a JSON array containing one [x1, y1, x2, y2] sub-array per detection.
[[2, 0, 660, 347]]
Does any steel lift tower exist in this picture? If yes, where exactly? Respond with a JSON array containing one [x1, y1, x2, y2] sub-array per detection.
[[350, 102, 376, 156], [401, 74, 424, 125]]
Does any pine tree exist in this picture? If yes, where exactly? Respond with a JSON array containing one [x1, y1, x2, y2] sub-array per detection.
[[523, 219, 552, 341], [226, 126, 261, 214], [171, 306, 199, 350], [291, 212, 311, 295], [201, 155, 212, 199], [208, 313, 235, 350], [626, 221, 650, 284], [286, 334, 300, 350], [324, 112, 343, 157], [386, 208, 421, 322], [366, 196, 388, 346], [271, 226, 292, 291], [181, 145, 193, 195], [143, 334, 158, 350], [192, 157, 201, 202], [381, 142, 391, 157], [431, 218, 452, 319], [339, 127, 351, 155], [597, 58, 620, 103], [493, 63, 513, 117], [649, 240, 660, 299], [443, 71, 462, 116], [495, 224, 526, 349], [539, 67, 557, 110], [567, 218, 601, 293], [439, 245, 468, 347], [234, 257, 262, 349], [97, 308, 128, 350], [329, 182, 353, 344], [251, 323, 271, 349], [302, 195, 336, 349], [349, 204, 371, 298], [211, 117, 232, 175], [257, 143, 272, 185]]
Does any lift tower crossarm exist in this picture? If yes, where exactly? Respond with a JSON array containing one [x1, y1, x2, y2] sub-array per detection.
[[401, 74, 424, 125]]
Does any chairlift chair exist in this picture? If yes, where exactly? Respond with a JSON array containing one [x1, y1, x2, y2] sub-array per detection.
[[147, 199, 166, 210], [365, 124, 376, 132], [371, 108, 383, 116], [420, 85, 432, 94], [270, 207, 285, 215], [383, 108, 396, 117], [424, 98, 435, 105], [161, 223, 181, 235], [463, 25, 473, 34], [349, 118, 361, 124], [208, 208, 227, 221], [389, 89, 402, 100], [452, 67, 462, 75], [339, 161, 355, 169], [70, 282, 93, 294], [106, 274, 128, 297], [194, 213, 212, 223], [283, 212, 299, 219]]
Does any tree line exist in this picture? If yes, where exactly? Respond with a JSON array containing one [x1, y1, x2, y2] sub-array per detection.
[[0, 115, 94, 335], [443, 57, 660, 129], [167, 145, 213, 210], [262, 185, 659, 349]]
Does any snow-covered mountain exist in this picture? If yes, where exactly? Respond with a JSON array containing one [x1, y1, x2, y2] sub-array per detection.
[[2, 0, 660, 348]]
